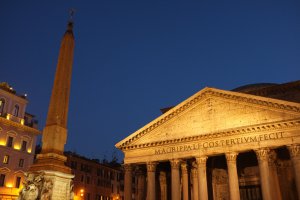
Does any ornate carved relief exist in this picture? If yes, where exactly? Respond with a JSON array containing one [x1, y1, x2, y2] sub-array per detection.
[[17, 172, 53, 200]]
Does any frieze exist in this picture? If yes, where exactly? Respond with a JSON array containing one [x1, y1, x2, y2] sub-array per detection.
[[154, 132, 284, 155]]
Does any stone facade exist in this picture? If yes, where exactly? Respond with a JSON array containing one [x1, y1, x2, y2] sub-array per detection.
[[0, 82, 40, 199], [116, 81, 300, 200]]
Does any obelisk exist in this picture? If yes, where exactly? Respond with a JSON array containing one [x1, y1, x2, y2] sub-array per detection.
[[19, 19, 75, 200]]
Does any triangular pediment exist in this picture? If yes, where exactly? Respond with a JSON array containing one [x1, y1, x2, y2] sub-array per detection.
[[116, 87, 300, 149]]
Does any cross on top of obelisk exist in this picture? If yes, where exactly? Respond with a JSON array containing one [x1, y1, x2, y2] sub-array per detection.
[[69, 8, 76, 21]]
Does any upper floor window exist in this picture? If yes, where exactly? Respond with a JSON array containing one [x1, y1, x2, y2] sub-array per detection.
[[0, 99, 5, 115], [19, 159, 24, 167], [13, 105, 19, 117], [3, 155, 9, 164], [6, 136, 13, 147], [0, 174, 5, 186], [21, 141, 27, 151]]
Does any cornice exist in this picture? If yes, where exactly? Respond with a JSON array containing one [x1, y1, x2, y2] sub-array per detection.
[[116, 88, 300, 149], [0, 117, 41, 135], [120, 118, 300, 151]]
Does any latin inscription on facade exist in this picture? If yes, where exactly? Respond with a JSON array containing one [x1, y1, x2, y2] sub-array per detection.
[[154, 132, 283, 155]]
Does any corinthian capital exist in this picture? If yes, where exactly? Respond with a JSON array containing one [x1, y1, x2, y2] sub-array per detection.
[[124, 164, 133, 172], [225, 152, 238, 163], [181, 162, 188, 174], [196, 156, 208, 166], [288, 144, 300, 158], [255, 148, 270, 162], [147, 162, 158, 172], [170, 159, 181, 169]]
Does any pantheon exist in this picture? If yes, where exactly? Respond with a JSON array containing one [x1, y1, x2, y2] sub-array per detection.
[[116, 80, 300, 200]]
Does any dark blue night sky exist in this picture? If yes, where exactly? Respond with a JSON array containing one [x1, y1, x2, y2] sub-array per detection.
[[1, 0, 300, 161]]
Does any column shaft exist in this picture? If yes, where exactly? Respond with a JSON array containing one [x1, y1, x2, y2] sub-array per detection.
[[159, 171, 168, 200], [147, 162, 157, 200], [181, 162, 189, 200], [255, 148, 272, 200], [196, 156, 208, 200], [124, 164, 132, 200], [137, 168, 146, 200], [288, 144, 300, 199], [269, 150, 282, 200], [225, 152, 240, 200], [171, 159, 181, 200], [191, 163, 199, 200]]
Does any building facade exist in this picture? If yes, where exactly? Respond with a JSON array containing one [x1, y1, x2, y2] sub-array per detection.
[[116, 81, 300, 200], [65, 152, 127, 200], [0, 82, 40, 199]]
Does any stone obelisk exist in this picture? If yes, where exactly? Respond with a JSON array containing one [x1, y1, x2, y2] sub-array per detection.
[[19, 20, 75, 200]]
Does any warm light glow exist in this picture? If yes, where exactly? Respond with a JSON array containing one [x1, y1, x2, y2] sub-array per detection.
[[27, 149, 32, 153], [14, 144, 20, 150], [79, 189, 84, 197], [6, 114, 10, 120], [0, 140, 5, 146], [6, 183, 13, 188], [21, 119, 24, 125]]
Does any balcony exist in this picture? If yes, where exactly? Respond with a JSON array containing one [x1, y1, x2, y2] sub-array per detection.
[[5, 113, 24, 124]]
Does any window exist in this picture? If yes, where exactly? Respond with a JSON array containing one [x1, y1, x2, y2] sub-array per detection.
[[87, 193, 90, 200], [6, 136, 13, 147], [15, 177, 21, 188], [81, 175, 84, 182], [86, 176, 90, 184], [13, 105, 19, 117], [21, 141, 27, 151], [19, 159, 24, 167], [3, 155, 9, 164], [0, 99, 5, 115], [0, 174, 5, 186]]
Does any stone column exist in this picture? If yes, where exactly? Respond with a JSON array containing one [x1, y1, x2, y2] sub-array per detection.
[[124, 164, 133, 200], [147, 162, 157, 200], [181, 161, 189, 200], [136, 167, 146, 200], [225, 152, 240, 200], [170, 159, 181, 200], [191, 162, 199, 200], [196, 156, 208, 200], [268, 150, 282, 200], [255, 148, 272, 200], [159, 171, 168, 200], [288, 144, 300, 199]]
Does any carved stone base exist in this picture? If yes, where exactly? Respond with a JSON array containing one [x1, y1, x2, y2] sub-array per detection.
[[18, 170, 74, 200]]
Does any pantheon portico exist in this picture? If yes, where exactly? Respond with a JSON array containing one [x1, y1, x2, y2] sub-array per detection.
[[116, 81, 300, 200]]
